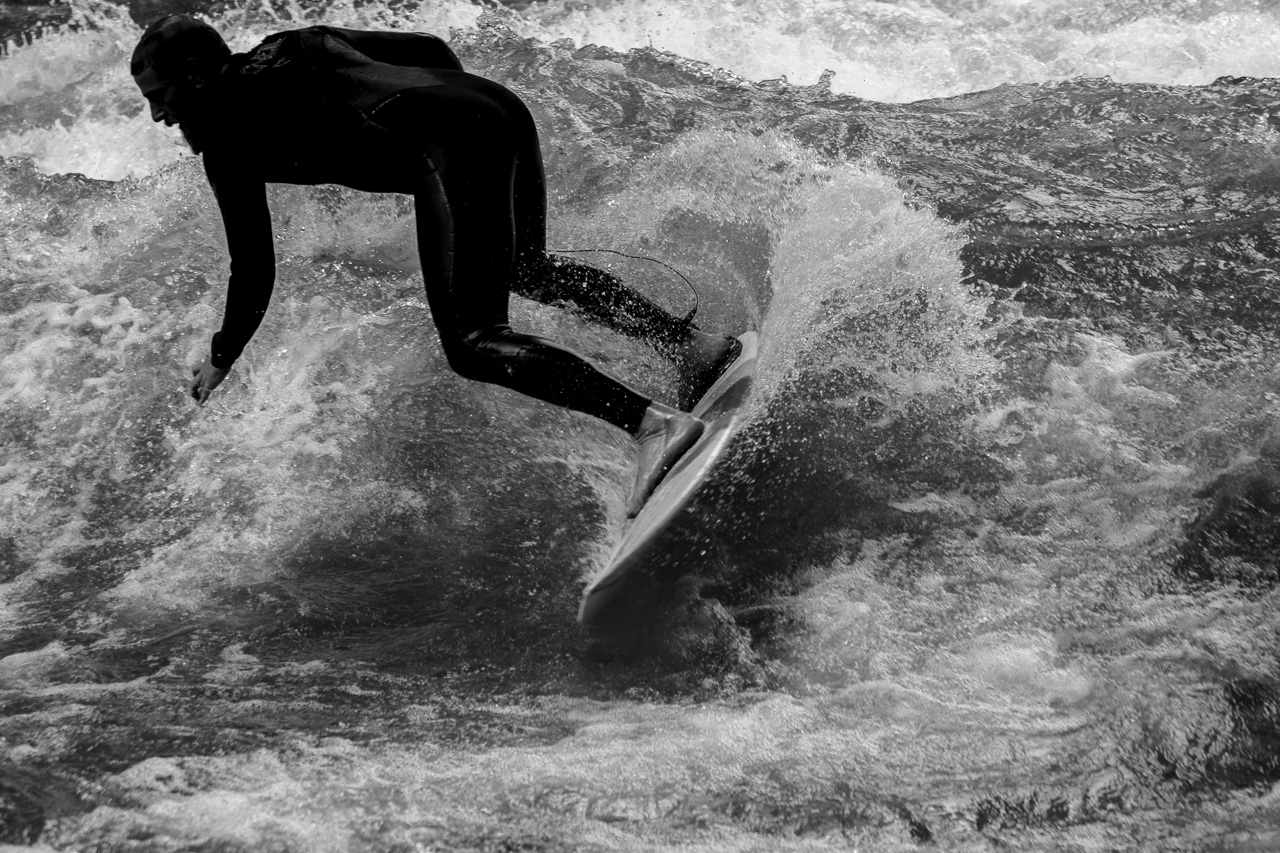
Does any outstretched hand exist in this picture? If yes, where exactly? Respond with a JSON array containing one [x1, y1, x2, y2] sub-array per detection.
[[189, 356, 230, 406]]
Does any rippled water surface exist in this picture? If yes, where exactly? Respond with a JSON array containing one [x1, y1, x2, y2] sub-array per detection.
[[4, 1, 1280, 850]]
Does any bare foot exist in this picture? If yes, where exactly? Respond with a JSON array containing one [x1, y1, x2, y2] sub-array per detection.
[[628, 403, 705, 517], [676, 331, 741, 411]]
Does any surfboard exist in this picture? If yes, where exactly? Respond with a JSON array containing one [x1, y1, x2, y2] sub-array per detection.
[[578, 331, 759, 625]]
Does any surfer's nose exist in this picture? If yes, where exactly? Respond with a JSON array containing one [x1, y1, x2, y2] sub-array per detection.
[[150, 104, 170, 124]]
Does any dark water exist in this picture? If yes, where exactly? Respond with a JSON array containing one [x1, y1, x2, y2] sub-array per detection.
[[4, 1, 1280, 850]]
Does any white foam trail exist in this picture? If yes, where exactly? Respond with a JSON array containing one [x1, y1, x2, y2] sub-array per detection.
[[0, 115, 185, 180], [516, 0, 1280, 101], [3, 0, 1276, 180]]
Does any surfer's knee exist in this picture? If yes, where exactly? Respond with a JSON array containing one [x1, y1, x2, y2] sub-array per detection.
[[438, 324, 521, 383], [438, 333, 490, 382]]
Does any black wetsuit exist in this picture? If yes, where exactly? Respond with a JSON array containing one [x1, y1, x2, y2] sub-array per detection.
[[196, 26, 691, 432]]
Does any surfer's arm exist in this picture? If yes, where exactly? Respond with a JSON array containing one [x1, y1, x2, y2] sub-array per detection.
[[205, 154, 276, 372], [316, 26, 463, 71]]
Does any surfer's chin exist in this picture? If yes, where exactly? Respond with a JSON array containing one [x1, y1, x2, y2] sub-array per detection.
[[178, 122, 205, 154]]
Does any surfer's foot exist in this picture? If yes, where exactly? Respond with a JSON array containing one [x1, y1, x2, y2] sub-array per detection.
[[628, 402, 705, 517], [676, 331, 742, 411]]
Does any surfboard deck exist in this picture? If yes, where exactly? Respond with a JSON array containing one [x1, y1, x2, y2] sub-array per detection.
[[578, 331, 759, 625]]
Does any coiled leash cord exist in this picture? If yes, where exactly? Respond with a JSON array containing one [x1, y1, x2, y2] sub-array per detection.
[[552, 247, 701, 327]]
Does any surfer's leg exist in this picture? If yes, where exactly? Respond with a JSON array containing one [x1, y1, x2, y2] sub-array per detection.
[[417, 157, 702, 511], [496, 89, 740, 407], [388, 81, 708, 511], [501, 97, 687, 349], [515, 255, 741, 410], [513, 254, 685, 351], [507, 93, 548, 267], [412, 155, 652, 431]]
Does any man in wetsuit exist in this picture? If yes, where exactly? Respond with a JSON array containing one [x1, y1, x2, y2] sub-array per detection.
[[131, 15, 741, 515]]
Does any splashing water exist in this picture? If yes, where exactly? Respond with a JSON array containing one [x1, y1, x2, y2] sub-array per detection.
[[517, 0, 1280, 100], [4, 0, 1280, 850]]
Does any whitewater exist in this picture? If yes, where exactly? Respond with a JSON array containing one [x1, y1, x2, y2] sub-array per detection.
[[4, 0, 1280, 850]]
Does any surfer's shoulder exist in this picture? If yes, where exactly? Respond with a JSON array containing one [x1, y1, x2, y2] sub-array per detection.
[[234, 30, 303, 76]]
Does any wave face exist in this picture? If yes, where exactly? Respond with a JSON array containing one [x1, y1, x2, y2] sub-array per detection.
[[5, 0, 1280, 849]]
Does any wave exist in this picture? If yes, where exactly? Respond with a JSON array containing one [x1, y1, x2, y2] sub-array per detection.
[[4, 2, 1280, 849]]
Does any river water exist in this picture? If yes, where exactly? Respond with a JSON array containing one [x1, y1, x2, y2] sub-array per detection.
[[4, 0, 1280, 850]]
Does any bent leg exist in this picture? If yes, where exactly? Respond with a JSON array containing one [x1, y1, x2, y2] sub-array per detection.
[[404, 95, 651, 433], [373, 82, 707, 509], [370, 78, 734, 396], [513, 254, 694, 356], [507, 92, 547, 265], [497, 87, 700, 356], [446, 324, 650, 433]]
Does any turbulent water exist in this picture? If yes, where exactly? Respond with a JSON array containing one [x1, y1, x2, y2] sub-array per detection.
[[5, 0, 1280, 850]]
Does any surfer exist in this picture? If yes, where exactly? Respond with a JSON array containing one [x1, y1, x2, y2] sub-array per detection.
[[131, 15, 741, 514]]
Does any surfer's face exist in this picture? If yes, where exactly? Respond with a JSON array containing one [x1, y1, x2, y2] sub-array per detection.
[[134, 63, 211, 153], [134, 64, 189, 126]]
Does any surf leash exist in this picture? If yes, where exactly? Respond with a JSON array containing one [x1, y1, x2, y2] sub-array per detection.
[[552, 247, 701, 327]]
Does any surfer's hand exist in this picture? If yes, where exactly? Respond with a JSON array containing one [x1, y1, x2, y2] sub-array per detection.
[[189, 357, 230, 406]]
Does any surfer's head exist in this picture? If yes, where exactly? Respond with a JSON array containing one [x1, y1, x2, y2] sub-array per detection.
[[132, 15, 229, 151]]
